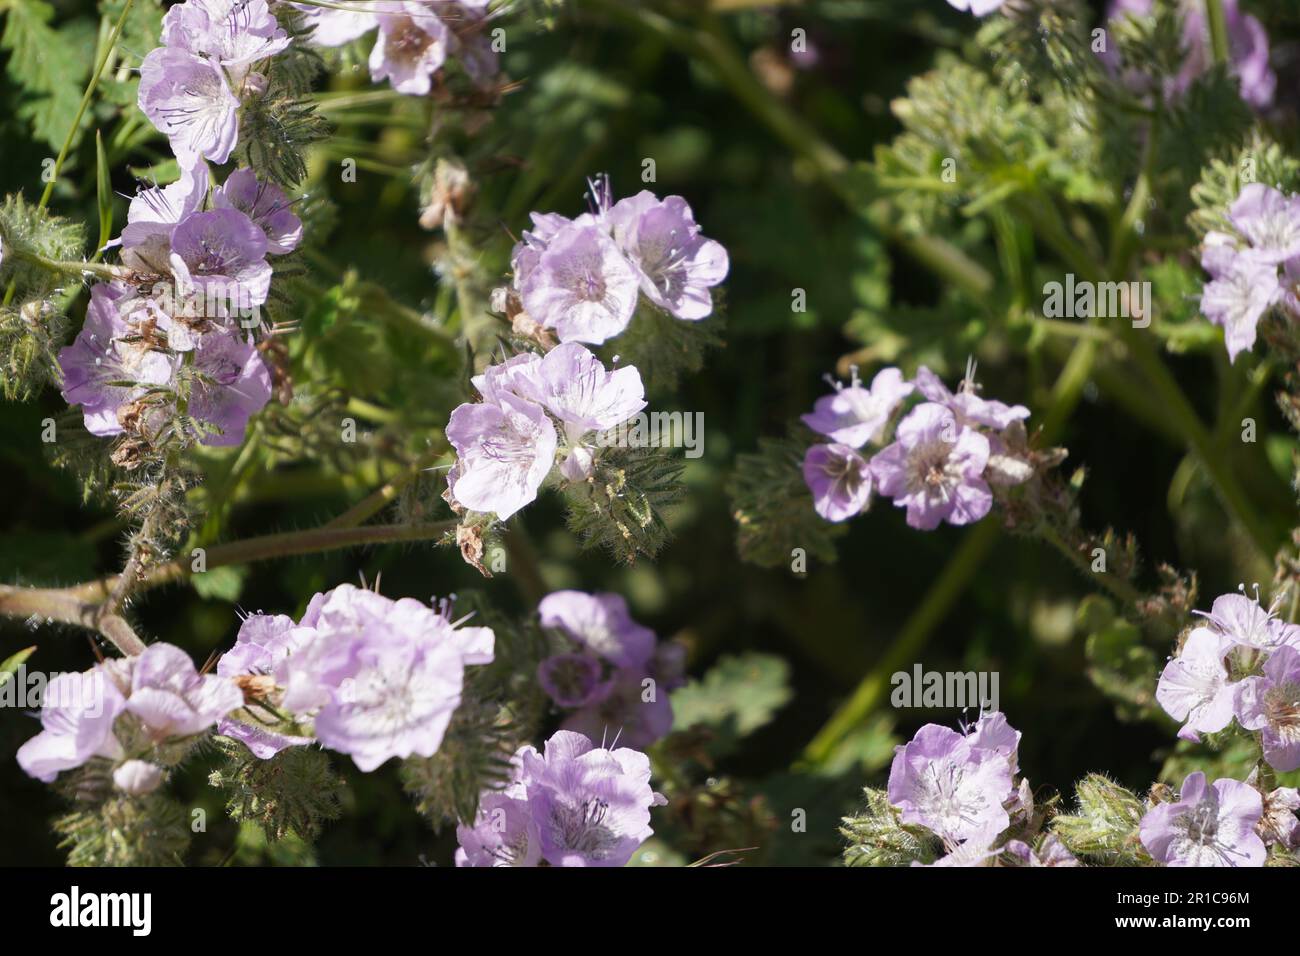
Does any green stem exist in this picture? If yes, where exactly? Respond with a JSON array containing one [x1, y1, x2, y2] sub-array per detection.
[[801, 521, 1000, 766], [803, 332, 1100, 766], [2, 0, 135, 307], [578, 0, 993, 298], [38, 0, 135, 210], [11, 250, 133, 282], [1205, 0, 1231, 67]]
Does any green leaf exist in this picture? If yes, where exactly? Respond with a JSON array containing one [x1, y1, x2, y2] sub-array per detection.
[[1, 0, 94, 150], [190, 565, 247, 602], [0, 645, 36, 688], [94, 129, 112, 254], [672, 652, 792, 746]]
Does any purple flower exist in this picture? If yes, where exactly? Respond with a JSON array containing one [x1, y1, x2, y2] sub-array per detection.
[[57, 284, 176, 437], [801, 367, 913, 448], [870, 403, 993, 530], [16, 669, 128, 783], [125, 642, 245, 741], [965, 710, 1021, 774], [217, 611, 316, 758], [913, 365, 1029, 431], [1106, 1, 1275, 109], [513, 343, 645, 480], [189, 327, 273, 446], [1257, 783, 1300, 850], [277, 585, 494, 772], [521, 342, 647, 435], [213, 167, 303, 255], [538, 653, 608, 709], [510, 212, 576, 291], [1229, 184, 1300, 264], [538, 590, 655, 670], [1196, 591, 1300, 652], [887, 722, 1013, 844], [293, 2, 378, 47], [161, 0, 291, 81], [520, 223, 641, 345], [803, 443, 872, 522], [369, 1, 451, 96], [139, 47, 241, 165], [519, 730, 666, 867], [1006, 835, 1080, 867], [454, 783, 542, 867], [559, 672, 674, 751], [1155, 627, 1236, 742], [168, 208, 273, 312], [1140, 771, 1266, 867], [945, 0, 1006, 15], [1199, 249, 1279, 362], [1234, 644, 1300, 772], [116, 160, 209, 251], [445, 392, 558, 519], [113, 759, 165, 795], [607, 191, 729, 321]]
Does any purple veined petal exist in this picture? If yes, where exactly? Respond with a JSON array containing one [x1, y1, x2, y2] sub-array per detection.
[[455, 788, 542, 867], [292, 2, 379, 47], [1199, 249, 1279, 362], [1156, 627, 1235, 736], [537, 653, 609, 709], [1230, 184, 1300, 264], [1140, 771, 1266, 867], [369, 0, 452, 96], [162, 0, 291, 73], [871, 403, 993, 531], [607, 192, 728, 321], [801, 366, 914, 448], [538, 590, 657, 670], [138, 47, 241, 166], [886, 723, 1012, 844], [520, 730, 662, 866], [168, 207, 273, 312], [213, 167, 303, 255], [446, 393, 558, 519], [803, 443, 872, 522], [16, 669, 127, 783], [57, 283, 178, 437], [528, 342, 647, 433], [188, 328, 273, 447], [520, 223, 641, 345]]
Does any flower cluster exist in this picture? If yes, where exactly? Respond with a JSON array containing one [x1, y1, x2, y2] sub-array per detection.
[[17, 643, 243, 793], [510, 177, 729, 345], [295, 0, 500, 95], [445, 341, 646, 520], [1105, 0, 1275, 111], [886, 712, 1074, 866], [536, 590, 685, 749], [1156, 588, 1300, 772], [801, 364, 1031, 529], [454, 729, 665, 867], [1198, 183, 1300, 362], [139, 0, 290, 165], [218, 584, 495, 771], [58, 1, 309, 455]]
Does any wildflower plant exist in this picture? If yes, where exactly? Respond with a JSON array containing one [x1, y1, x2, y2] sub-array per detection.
[[0, 0, 1299, 873]]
